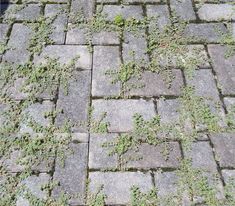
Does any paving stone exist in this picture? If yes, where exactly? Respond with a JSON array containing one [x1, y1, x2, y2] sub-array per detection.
[[92, 99, 156, 132], [3, 24, 31, 64], [66, 25, 87, 44], [92, 31, 119, 45], [89, 172, 152, 205], [185, 141, 217, 172], [55, 133, 89, 143], [184, 23, 227, 43], [52, 143, 88, 205], [123, 0, 164, 3], [20, 101, 54, 133], [70, 0, 95, 20], [55, 71, 90, 132], [154, 171, 178, 198], [22, 0, 67, 2], [128, 70, 184, 97], [123, 31, 148, 63], [208, 45, 235, 95], [0, 23, 9, 43], [97, 0, 118, 2], [197, 4, 235, 21], [170, 0, 196, 21], [101, 5, 143, 21], [4, 4, 41, 21], [186, 69, 220, 101], [157, 99, 180, 124], [184, 141, 224, 201], [125, 142, 182, 169], [89, 133, 118, 170], [222, 170, 235, 192], [210, 133, 235, 168], [233, 23, 235, 39], [92, 46, 121, 97], [224, 97, 235, 112], [146, 5, 170, 31], [16, 173, 51, 206], [45, 4, 67, 44], [34, 45, 92, 70]]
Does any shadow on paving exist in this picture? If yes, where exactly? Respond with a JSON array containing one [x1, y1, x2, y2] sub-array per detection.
[[0, 0, 9, 17]]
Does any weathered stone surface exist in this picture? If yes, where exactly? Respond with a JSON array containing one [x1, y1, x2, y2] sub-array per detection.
[[97, 0, 118, 2], [154, 171, 178, 197], [3, 24, 31, 64], [20, 101, 54, 133], [56, 71, 90, 132], [210, 133, 235, 168], [224, 97, 235, 112], [70, 0, 95, 20], [184, 141, 224, 201], [124, 0, 163, 2], [0, 24, 9, 43], [186, 69, 220, 101], [128, 70, 184, 97], [34, 45, 92, 70], [157, 99, 180, 124], [16, 173, 50, 206], [233, 23, 235, 39], [92, 99, 156, 132], [170, 0, 196, 21], [4, 4, 41, 21], [184, 23, 227, 43], [52, 143, 88, 205], [92, 31, 119, 45], [101, 5, 143, 21], [198, 4, 235, 21], [222, 170, 235, 189], [66, 25, 87, 44], [208, 45, 235, 95], [123, 31, 148, 63], [92, 46, 121, 97], [89, 172, 152, 204], [45, 4, 67, 44], [146, 5, 170, 31], [125, 142, 182, 169], [185, 141, 217, 172], [89, 134, 118, 169]]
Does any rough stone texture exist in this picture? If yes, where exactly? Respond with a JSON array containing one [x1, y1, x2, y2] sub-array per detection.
[[70, 0, 95, 20], [92, 46, 121, 97], [101, 5, 143, 21], [198, 4, 235, 21], [56, 71, 90, 132], [184, 23, 227, 43], [89, 172, 152, 205], [92, 31, 119, 45], [210, 133, 235, 168], [170, 0, 196, 21], [128, 70, 184, 97], [34, 45, 92, 70], [92, 99, 156, 132], [0, 23, 9, 43], [154, 171, 178, 197], [123, 31, 149, 63], [185, 141, 217, 172], [52, 143, 88, 205], [89, 134, 118, 169], [45, 4, 67, 44], [123, 0, 164, 2], [125, 142, 182, 169], [16, 173, 51, 206], [186, 69, 220, 101], [222, 170, 235, 188], [157, 99, 180, 124], [4, 4, 41, 21], [233, 23, 235, 39], [208, 45, 235, 96], [66, 25, 87, 45], [3, 24, 31, 64], [184, 141, 224, 201], [224, 97, 235, 112], [20, 101, 54, 133], [146, 5, 170, 31]]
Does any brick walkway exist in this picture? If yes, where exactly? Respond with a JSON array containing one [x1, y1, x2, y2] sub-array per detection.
[[0, 0, 235, 205]]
